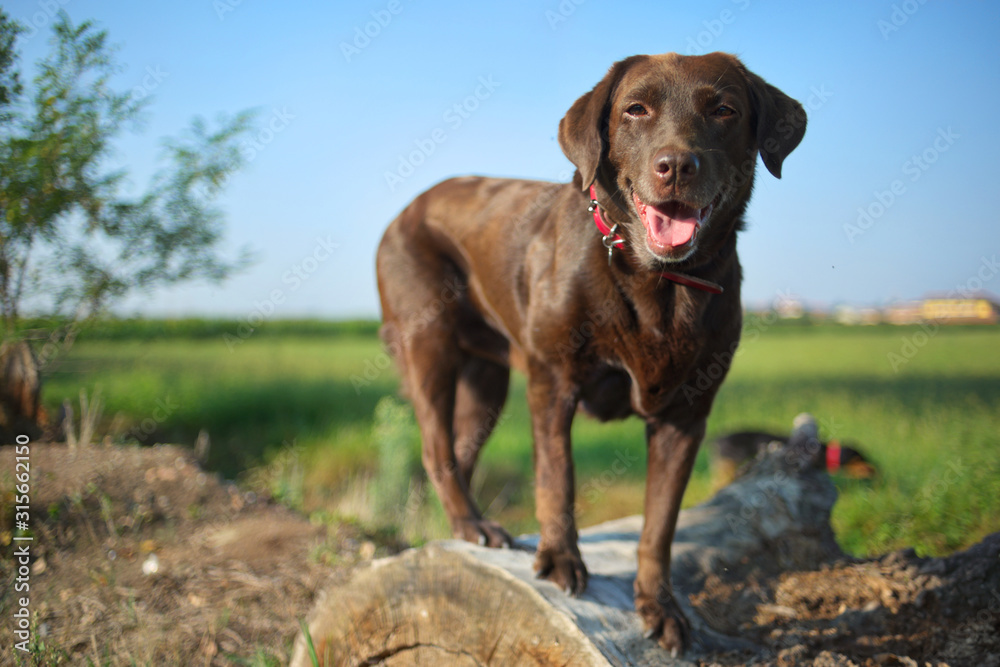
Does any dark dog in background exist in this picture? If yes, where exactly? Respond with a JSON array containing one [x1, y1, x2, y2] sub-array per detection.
[[709, 430, 877, 490], [376, 52, 805, 653]]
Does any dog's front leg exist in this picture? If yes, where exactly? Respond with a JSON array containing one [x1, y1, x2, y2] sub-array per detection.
[[527, 362, 588, 596], [635, 418, 705, 655]]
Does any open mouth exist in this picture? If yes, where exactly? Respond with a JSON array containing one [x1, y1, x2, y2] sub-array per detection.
[[632, 192, 715, 255]]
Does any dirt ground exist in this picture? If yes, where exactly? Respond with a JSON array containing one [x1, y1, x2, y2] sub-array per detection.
[[2, 443, 998, 666], [0, 443, 404, 666], [693, 534, 1000, 666]]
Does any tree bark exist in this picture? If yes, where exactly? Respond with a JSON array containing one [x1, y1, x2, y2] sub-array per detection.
[[0, 338, 45, 442]]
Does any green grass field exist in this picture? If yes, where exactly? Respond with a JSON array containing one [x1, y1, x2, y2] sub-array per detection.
[[44, 319, 1000, 557]]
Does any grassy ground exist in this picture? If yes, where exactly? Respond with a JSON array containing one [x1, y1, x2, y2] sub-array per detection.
[[43, 320, 1000, 557]]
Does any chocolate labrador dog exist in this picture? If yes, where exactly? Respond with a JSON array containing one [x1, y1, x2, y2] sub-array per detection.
[[376, 51, 805, 653]]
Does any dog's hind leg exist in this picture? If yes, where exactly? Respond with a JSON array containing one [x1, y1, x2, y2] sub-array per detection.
[[377, 225, 512, 548], [397, 329, 512, 547], [453, 355, 510, 491]]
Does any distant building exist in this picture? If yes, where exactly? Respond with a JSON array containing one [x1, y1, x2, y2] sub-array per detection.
[[767, 293, 999, 326], [885, 301, 924, 325], [858, 308, 882, 325], [834, 305, 861, 325], [834, 295, 999, 326], [809, 308, 830, 322], [833, 304, 880, 325], [776, 298, 804, 319], [921, 295, 1000, 324]]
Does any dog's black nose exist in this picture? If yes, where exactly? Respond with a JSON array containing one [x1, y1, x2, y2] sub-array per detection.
[[653, 149, 699, 186]]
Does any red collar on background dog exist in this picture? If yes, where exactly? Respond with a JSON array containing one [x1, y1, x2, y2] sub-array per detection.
[[588, 185, 724, 294], [826, 440, 842, 473]]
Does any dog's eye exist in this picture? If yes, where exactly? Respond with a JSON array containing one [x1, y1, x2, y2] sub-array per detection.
[[625, 103, 648, 117], [712, 105, 736, 118]]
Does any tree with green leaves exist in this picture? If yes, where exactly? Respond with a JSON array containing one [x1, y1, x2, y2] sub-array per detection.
[[0, 10, 255, 439]]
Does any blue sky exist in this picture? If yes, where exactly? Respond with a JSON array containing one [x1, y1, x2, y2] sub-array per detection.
[[8, 0, 1000, 318]]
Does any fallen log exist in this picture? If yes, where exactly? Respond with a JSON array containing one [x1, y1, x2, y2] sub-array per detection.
[[292, 418, 842, 666]]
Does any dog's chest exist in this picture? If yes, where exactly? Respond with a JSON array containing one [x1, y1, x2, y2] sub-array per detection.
[[581, 325, 703, 419], [625, 334, 701, 416]]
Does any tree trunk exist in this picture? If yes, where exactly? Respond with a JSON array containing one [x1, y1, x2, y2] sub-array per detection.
[[291, 433, 841, 666], [0, 338, 45, 442]]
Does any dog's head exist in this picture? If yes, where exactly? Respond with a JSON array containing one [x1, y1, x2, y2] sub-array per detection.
[[559, 52, 806, 266]]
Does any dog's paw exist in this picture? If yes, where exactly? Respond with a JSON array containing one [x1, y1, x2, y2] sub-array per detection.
[[636, 589, 691, 657], [534, 545, 588, 596], [452, 518, 513, 548]]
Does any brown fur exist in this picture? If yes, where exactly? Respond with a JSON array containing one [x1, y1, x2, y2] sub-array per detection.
[[376, 51, 805, 653]]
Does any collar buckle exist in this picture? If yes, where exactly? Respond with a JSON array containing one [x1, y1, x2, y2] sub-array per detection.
[[601, 223, 624, 264]]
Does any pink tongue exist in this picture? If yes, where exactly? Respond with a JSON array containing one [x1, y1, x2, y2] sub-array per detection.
[[640, 201, 699, 248]]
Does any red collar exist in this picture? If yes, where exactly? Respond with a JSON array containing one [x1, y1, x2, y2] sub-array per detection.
[[589, 185, 723, 294], [825, 441, 842, 473]]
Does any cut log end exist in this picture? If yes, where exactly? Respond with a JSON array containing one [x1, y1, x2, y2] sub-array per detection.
[[291, 544, 609, 667]]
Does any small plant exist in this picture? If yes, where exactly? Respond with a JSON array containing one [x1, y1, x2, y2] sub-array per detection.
[[299, 619, 320, 667], [369, 396, 420, 527], [225, 648, 284, 667], [98, 493, 117, 537], [308, 540, 343, 567], [244, 440, 306, 511], [63, 387, 104, 449]]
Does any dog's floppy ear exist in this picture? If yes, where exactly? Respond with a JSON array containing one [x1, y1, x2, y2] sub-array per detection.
[[744, 70, 807, 179], [559, 56, 644, 190]]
